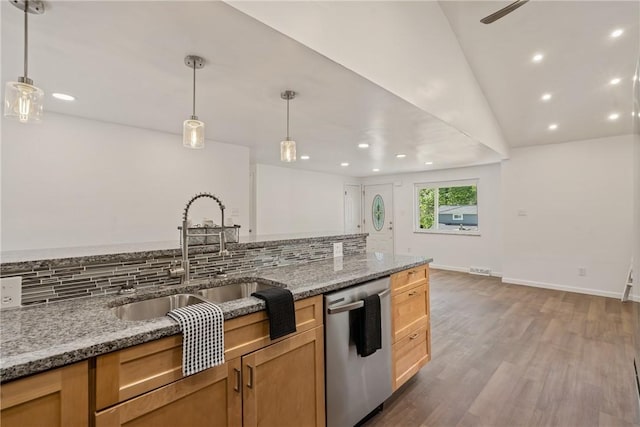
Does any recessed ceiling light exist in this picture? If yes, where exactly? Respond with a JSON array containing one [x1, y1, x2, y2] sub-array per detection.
[[610, 28, 624, 38], [358, 143, 369, 148], [340, 162, 349, 167], [52, 92, 75, 101], [396, 154, 406, 158], [372, 168, 380, 172], [548, 123, 558, 130], [424, 161, 433, 165], [532, 53, 544, 63], [300, 155, 310, 160], [541, 93, 552, 101], [608, 113, 620, 121], [610, 78, 621, 85]]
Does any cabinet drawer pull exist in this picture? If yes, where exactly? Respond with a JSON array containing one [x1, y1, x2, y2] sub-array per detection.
[[408, 290, 418, 297], [409, 333, 419, 340], [247, 365, 254, 389], [408, 271, 415, 275], [234, 368, 241, 392]]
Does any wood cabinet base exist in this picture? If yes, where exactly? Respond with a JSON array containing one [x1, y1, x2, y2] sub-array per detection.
[[1, 361, 89, 427], [390, 265, 431, 391]]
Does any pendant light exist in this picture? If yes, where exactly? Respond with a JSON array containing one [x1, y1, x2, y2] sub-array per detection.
[[183, 55, 205, 149], [280, 90, 297, 162], [4, 0, 45, 123]]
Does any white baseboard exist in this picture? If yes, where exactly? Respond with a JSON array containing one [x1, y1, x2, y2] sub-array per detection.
[[501, 277, 639, 301], [430, 264, 503, 278]]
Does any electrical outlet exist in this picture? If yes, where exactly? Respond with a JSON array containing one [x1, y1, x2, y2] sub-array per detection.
[[578, 267, 587, 277], [1, 276, 22, 309], [333, 242, 343, 258]]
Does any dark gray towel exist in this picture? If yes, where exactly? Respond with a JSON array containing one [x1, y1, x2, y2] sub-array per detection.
[[252, 287, 297, 340], [355, 294, 382, 357]]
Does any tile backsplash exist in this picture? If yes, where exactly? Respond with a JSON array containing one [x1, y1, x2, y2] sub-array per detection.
[[0, 234, 367, 305]]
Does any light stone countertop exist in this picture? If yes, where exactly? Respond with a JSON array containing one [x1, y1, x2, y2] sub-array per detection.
[[0, 252, 431, 382]]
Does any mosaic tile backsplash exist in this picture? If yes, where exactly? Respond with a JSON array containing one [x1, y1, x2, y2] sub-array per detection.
[[0, 235, 367, 306]]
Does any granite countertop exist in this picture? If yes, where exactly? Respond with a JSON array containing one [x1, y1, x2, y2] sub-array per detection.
[[0, 252, 431, 382]]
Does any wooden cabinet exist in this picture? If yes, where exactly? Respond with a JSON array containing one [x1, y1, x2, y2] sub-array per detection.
[[242, 326, 325, 427], [0, 361, 88, 427], [95, 358, 241, 427], [390, 265, 431, 390], [94, 295, 324, 427], [96, 295, 322, 410]]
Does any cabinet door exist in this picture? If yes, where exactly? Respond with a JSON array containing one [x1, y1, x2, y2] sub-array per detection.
[[1, 361, 88, 427], [242, 326, 325, 427], [392, 323, 431, 390], [95, 358, 241, 427], [392, 282, 429, 342]]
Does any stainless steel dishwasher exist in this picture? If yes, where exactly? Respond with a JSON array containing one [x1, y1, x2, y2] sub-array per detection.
[[325, 277, 392, 427]]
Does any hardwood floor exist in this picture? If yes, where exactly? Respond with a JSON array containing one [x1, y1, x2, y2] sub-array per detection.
[[366, 269, 640, 427]]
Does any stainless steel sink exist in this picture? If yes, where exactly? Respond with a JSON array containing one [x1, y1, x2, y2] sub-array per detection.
[[198, 282, 279, 303], [112, 294, 208, 321]]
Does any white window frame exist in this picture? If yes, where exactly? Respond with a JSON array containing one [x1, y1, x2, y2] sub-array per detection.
[[452, 213, 464, 221], [414, 179, 480, 236]]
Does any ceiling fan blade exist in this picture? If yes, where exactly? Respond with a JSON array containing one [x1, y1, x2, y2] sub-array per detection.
[[480, 0, 529, 24]]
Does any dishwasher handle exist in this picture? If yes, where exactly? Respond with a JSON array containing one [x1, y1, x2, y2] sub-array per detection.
[[327, 289, 390, 315]]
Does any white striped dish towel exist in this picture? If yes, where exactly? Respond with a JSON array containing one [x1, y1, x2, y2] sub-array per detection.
[[167, 302, 225, 376]]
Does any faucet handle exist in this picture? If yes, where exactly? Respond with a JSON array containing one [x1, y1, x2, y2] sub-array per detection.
[[118, 282, 136, 295], [168, 266, 186, 278]]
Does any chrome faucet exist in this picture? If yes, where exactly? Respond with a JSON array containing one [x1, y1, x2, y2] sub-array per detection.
[[168, 192, 229, 283]]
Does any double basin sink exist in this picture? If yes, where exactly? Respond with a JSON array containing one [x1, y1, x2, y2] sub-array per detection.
[[112, 280, 278, 321]]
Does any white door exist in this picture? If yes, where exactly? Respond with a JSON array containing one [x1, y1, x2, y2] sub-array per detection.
[[364, 184, 394, 254], [344, 184, 362, 234]]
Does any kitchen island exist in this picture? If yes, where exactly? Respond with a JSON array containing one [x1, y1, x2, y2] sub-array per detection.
[[1, 250, 430, 382], [1, 233, 431, 427]]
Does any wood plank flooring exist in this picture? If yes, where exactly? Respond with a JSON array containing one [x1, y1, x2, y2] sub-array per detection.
[[366, 269, 640, 427]]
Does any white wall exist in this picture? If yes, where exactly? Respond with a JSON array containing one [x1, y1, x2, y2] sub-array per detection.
[[501, 135, 635, 299], [227, 1, 509, 158], [361, 163, 503, 275], [254, 164, 356, 235], [1, 113, 250, 256], [634, 134, 640, 299]]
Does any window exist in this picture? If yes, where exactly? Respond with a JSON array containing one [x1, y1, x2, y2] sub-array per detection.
[[415, 181, 479, 233]]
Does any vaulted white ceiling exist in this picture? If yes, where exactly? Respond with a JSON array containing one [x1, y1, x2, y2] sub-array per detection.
[[0, 1, 501, 178], [2, 1, 637, 177], [440, 0, 639, 147]]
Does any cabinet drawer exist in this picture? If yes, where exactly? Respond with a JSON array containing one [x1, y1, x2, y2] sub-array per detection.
[[96, 295, 322, 410], [392, 323, 430, 391], [391, 265, 428, 294], [392, 283, 429, 342]]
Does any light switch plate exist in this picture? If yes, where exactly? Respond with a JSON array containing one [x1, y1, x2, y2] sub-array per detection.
[[333, 242, 343, 258], [1, 276, 22, 309]]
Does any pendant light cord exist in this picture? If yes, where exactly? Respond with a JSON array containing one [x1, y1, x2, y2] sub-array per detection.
[[23, 0, 29, 79], [286, 97, 290, 140], [192, 61, 196, 118]]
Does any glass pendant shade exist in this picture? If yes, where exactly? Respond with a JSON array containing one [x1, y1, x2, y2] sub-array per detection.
[[280, 139, 296, 162], [4, 81, 44, 123], [183, 119, 205, 149]]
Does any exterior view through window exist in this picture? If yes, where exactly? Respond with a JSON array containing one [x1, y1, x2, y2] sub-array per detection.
[[416, 182, 478, 232]]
